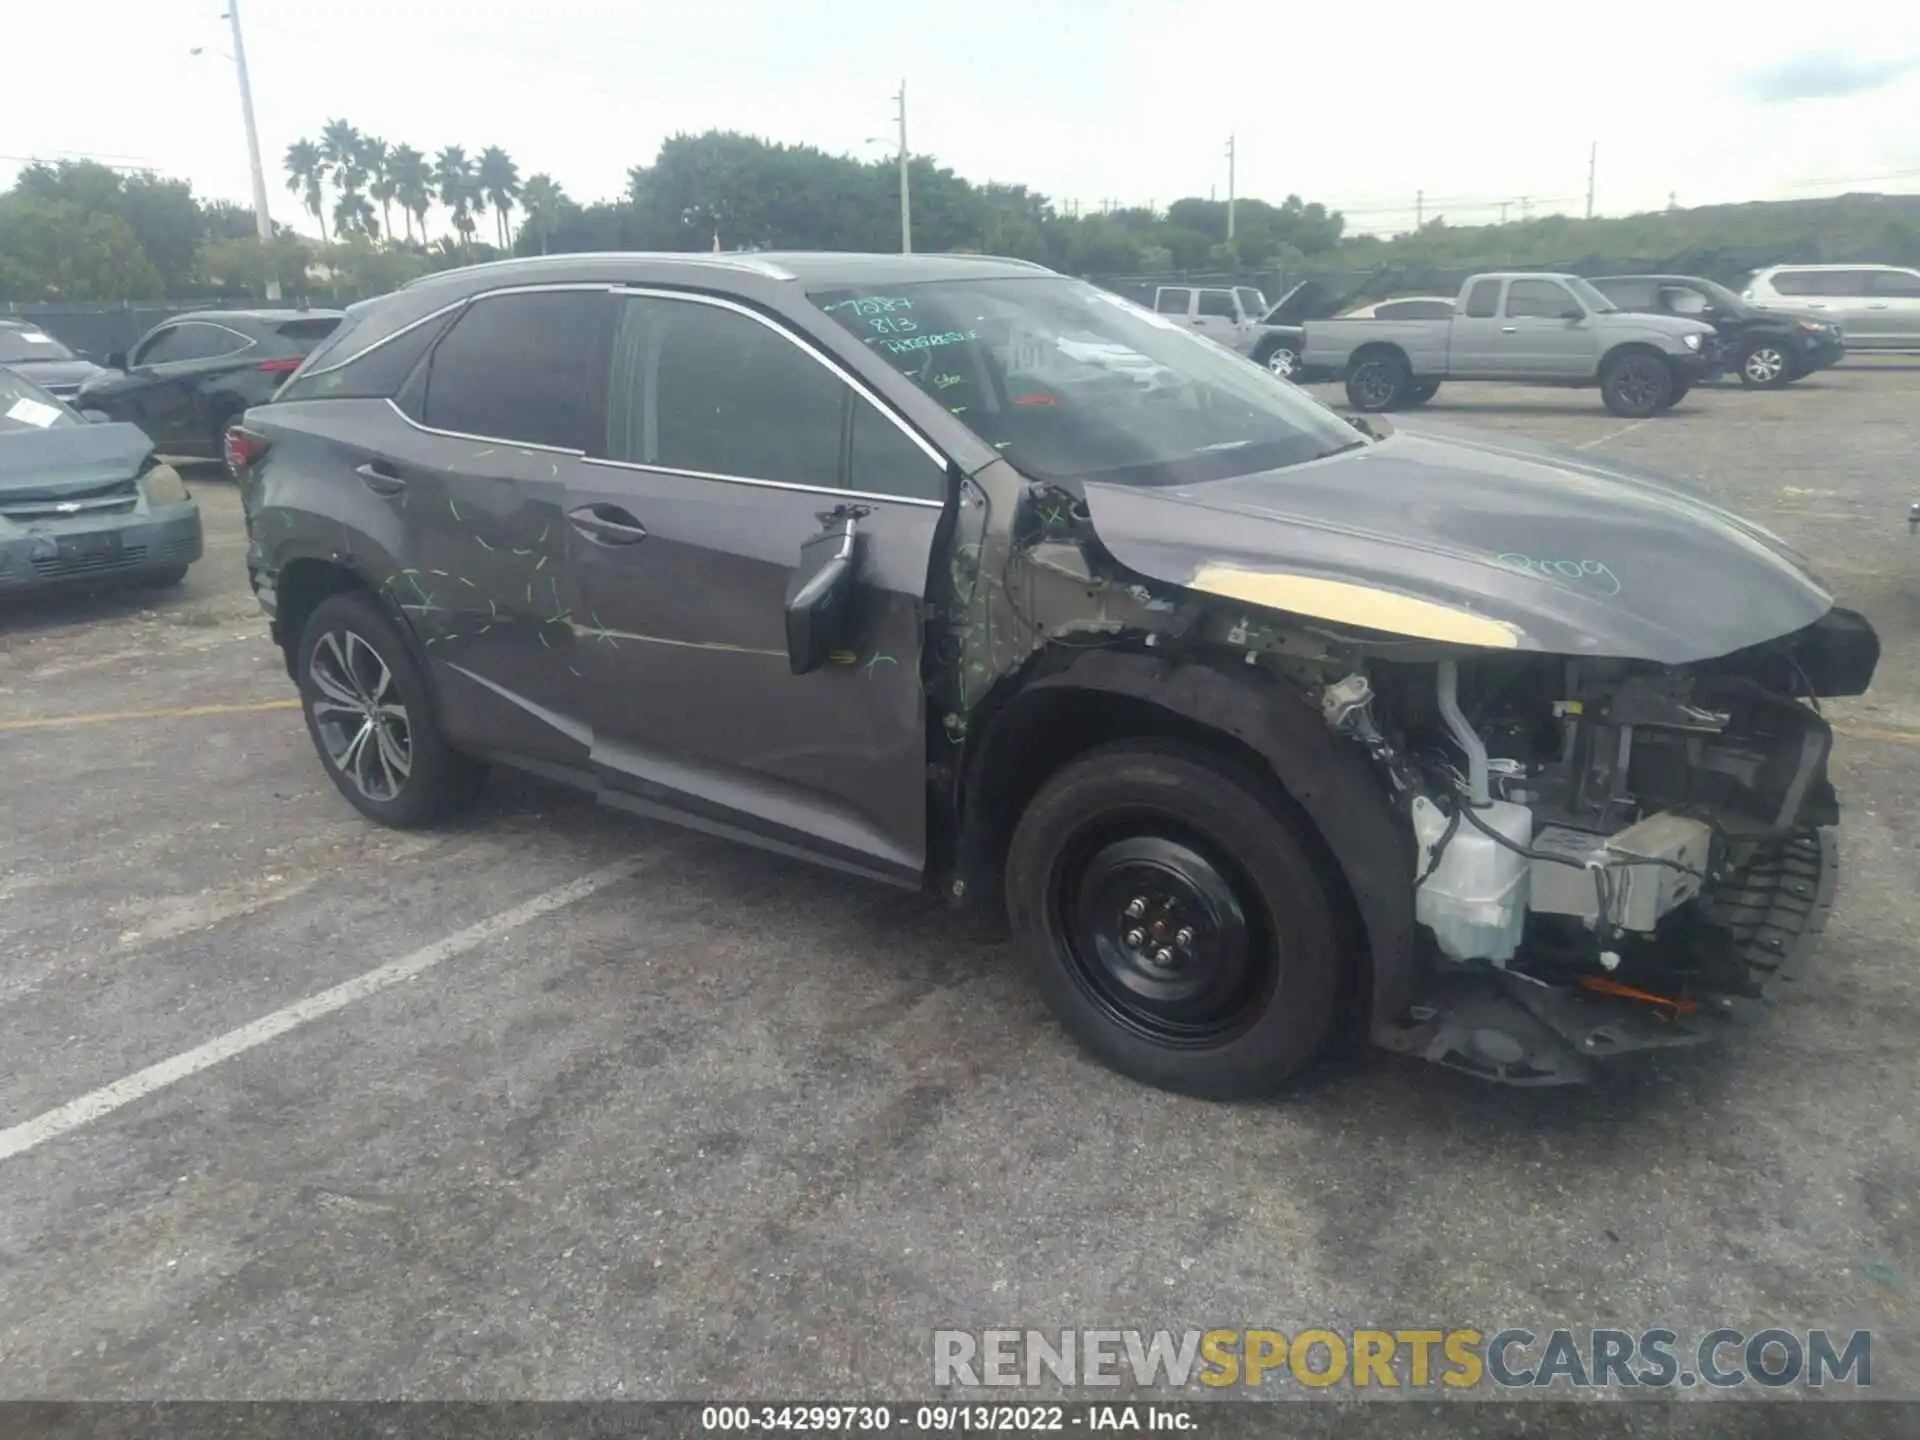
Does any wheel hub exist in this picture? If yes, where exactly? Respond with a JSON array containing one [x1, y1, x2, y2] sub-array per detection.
[[1052, 832, 1266, 1046]]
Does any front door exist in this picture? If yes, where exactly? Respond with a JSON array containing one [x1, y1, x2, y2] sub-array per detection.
[[1191, 288, 1245, 351], [1494, 278, 1599, 378], [565, 289, 949, 883]]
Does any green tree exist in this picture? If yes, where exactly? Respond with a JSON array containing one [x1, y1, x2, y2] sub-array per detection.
[[389, 144, 432, 244], [478, 146, 520, 249], [197, 232, 311, 298], [318, 118, 361, 195], [518, 173, 565, 254], [284, 138, 327, 241], [0, 195, 161, 300], [433, 146, 480, 258], [361, 135, 397, 244]]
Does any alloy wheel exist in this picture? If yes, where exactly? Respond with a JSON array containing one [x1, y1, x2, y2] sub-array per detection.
[[1046, 829, 1272, 1047], [308, 628, 413, 802], [1613, 359, 1666, 413], [1744, 345, 1786, 384], [1267, 347, 1298, 379]]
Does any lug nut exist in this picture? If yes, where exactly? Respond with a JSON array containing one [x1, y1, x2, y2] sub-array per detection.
[[1125, 929, 1146, 948], [1174, 927, 1194, 947], [1125, 897, 1148, 919], [1153, 947, 1176, 966]]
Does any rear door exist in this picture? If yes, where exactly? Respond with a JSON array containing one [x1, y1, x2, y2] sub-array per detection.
[[563, 289, 950, 883], [1446, 278, 1505, 376], [1812, 270, 1882, 344], [1865, 268, 1920, 347], [381, 285, 611, 766], [1494, 278, 1599, 377]]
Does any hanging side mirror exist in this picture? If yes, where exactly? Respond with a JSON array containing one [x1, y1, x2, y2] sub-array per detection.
[[784, 513, 861, 675]]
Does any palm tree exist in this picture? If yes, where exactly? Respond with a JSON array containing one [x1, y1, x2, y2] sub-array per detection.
[[519, 173, 565, 254], [477, 146, 521, 250], [283, 138, 327, 242], [333, 190, 376, 241], [433, 145, 479, 258], [390, 144, 432, 244], [361, 135, 396, 245], [318, 118, 362, 198]]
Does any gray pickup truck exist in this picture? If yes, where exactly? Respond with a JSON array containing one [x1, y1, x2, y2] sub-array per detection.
[[1301, 272, 1721, 417]]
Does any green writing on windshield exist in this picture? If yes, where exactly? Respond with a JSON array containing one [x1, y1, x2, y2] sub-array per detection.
[[882, 330, 980, 355]]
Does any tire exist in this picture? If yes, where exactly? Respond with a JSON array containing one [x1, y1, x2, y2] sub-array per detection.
[[1345, 351, 1410, 412], [1399, 379, 1441, 408], [1599, 351, 1674, 418], [1737, 339, 1792, 388], [1005, 740, 1346, 1100], [295, 590, 487, 828], [1256, 339, 1300, 381], [1662, 379, 1692, 409], [138, 565, 189, 589]]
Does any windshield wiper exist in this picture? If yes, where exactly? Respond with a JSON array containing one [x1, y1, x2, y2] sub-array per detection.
[[1314, 437, 1371, 460]]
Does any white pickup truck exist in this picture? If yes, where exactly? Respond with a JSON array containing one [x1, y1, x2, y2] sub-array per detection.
[[1300, 272, 1722, 417]]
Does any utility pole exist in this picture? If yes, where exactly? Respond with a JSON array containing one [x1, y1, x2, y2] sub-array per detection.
[[893, 81, 912, 254], [1224, 135, 1237, 241], [1415, 189, 1423, 228], [1499, 200, 1510, 225], [1520, 195, 1532, 220], [1585, 141, 1597, 220], [225, 1, 280, 300]]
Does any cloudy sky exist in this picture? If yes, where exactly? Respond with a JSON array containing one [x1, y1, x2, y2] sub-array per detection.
[[4, 0, 1917, 239]]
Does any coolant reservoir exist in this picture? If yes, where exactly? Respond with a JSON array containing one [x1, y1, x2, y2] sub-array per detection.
[[1411, 795, 1534, 964]]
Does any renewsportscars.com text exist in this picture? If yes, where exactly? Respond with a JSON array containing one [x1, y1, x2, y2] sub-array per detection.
[[932, 1326, 1872, 1391]]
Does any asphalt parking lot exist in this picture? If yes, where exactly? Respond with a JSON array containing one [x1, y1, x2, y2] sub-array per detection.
[[2, 363, 1917, 1405]]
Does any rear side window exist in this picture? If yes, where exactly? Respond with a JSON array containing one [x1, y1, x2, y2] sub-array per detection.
[[1870, 269, 1920, 297], [418, 290, 604, 449], [1154, 288, 1191, 315], [280, 309, 458, 404], [1463, 280, 1501, 318], [273, 318, 343, 352]]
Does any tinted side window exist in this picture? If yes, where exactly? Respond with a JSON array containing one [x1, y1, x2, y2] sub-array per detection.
[[1819, 270, 1879, 296], [170, 323, 252, 361], [849, 399, 945, 503], [134, 327, 185, 365], [280, 309, 458, 404], [1154, 288, 1192, 315], [1870, 269, 1920, 297], [1463, 281, 1501, 318], [1197, 290, 1237, 319], [1505, 280, 1578, 318], [1766, 271, 1815, 296], [420, 290, 603, 449], [606, 295, 845, 490]]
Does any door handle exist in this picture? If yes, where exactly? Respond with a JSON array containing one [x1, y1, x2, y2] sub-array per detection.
[[1500, 325, 1518, 333], [355, 461, 406, 497], [568, 504, 647, 544]]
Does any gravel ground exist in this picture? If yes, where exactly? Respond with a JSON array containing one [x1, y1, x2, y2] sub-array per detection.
[[1, 363, 1915, 1410]]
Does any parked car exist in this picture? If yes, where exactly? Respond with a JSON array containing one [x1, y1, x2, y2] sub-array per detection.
[[232, 251, 1877, 1097], [0, 319, 109, 401], [1741, 264, 1920, 353], [1590, 274, 1844, 387], [1303, 272, 1720, 416], [0, 367, 202, 594], [74, 308, 346, 460], [1151, 283, 1309, 379]]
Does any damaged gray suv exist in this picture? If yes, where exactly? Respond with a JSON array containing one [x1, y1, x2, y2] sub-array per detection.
[[233, 252, 1880, 1096]]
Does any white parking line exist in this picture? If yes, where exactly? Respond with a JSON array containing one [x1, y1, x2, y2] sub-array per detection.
[[0, 857, 643, 1164], [1575, 420, 1649, 450]]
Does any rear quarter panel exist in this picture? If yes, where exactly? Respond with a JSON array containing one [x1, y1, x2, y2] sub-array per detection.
[[1301, 318, 1451, 373]]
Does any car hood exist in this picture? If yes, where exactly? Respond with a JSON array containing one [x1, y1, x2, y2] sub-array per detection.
[[4, 357, 107, 389], [1604, 311, 1717, 340], [1081, 418, 1832, 665], [0, 421, 152, 496]]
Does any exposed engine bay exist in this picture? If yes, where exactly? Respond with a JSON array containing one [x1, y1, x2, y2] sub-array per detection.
[[947, 469, 1878, 1085]]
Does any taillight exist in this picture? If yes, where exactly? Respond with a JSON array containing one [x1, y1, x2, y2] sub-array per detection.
[[225, 425, 269, 477], [259, 358, 302, 374]]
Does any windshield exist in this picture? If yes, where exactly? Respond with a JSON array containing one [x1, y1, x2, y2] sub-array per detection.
[[809, 276, 1365, 487], [0, 368, 80, 434], [0, 326, 77, 364], [1689, 278, 1748, 314], [1564, 277, 1618, 313]]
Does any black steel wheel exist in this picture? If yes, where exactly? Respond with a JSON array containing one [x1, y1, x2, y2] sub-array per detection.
[[1345, 351, 1409, 412], [1600, 352, 1675, 417], [1007, 740, 1346, 1098], [295, 591, 486, 828]]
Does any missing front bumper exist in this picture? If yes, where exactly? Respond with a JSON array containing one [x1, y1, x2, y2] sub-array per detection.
[[1376, 826, 1838, 1085]]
